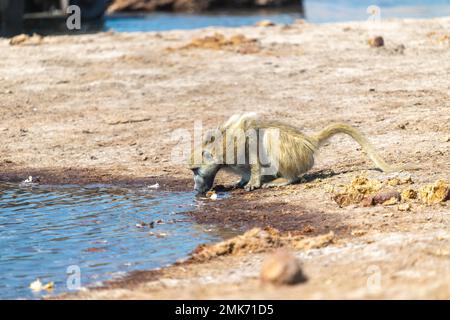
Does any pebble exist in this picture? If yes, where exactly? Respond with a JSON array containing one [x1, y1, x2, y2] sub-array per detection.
[[368, 36, 384, 47]]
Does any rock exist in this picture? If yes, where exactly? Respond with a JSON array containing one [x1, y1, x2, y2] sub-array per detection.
[[256, 20, 275, 27], [136, 221, 155, 228], [373, 191, 400, 206], [362, 190, 401, 207], [29, 279, 43, 292], [10, 33, 43, 46], [351, 229, 367, 236], [368, 36, 384, 47], [393, 44, 406, 54], [20, 175, 39, 186], [387, 175, 413, 186], [260, 249, 307, 285], [148, 183, 160, 189], [401, 188, 417, 201], [419, 180, 449, 205], [29, 279, 54, 292], [397, 203, 411, 211]]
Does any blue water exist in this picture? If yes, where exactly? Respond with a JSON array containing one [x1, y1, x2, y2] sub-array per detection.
[[0, 183, 231, 299], [304, 0, 450, 23], [105, 0, 450, 32], [105, 12, 302, 32]]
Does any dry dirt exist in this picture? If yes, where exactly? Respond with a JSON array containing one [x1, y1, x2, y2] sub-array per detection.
[[1, 17, 449, 299]]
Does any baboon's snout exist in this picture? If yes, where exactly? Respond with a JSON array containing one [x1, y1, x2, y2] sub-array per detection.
[[191, 167, 216, 195], [193, 173, 213, 194]]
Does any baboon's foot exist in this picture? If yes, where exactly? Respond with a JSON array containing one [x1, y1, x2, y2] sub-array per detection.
[[261, 178, 298, 189], [244, 181, 261, 191]]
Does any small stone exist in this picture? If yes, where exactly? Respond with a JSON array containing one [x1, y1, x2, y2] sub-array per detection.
[[361, 190, 401, 207], [373, 190, 401, 205], [10, 34, 29, 45], [29, 279, 53, 292], [397, 122, 409, 130], [148, 183, 160, 189], [23, 176, 33, 184], [398, 203, 411, 211], [393, 44, 406, 54], [42, 281, 54, 291], [260, 249, 307, 286], [387, 175, 413, 186], [156, 232, 168, 238], [10, 33, 43, 46], [382, 196, 400, 206], [256, 20, 275, 27], [361, 196, 374, 207], [401, 188, 417, 200], [29, 279, 43, 292], [351, 229, 367, 236], [368, 36, 384, 47]]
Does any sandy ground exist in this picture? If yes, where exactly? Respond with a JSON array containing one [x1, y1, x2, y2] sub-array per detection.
[[0, 17, 449, 299]]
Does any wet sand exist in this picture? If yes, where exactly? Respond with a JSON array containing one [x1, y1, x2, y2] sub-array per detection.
[[1, 17, 449, 299]]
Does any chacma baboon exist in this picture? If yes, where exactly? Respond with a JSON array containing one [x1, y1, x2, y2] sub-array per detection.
[[188, 113, 404, 194]]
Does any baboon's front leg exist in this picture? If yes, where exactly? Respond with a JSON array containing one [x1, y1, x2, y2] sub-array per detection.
[[244, 163, 262, 191], [233, 176, 249, 189]]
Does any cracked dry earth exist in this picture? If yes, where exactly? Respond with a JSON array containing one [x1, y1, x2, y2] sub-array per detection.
[[1, 17, 449, 299]]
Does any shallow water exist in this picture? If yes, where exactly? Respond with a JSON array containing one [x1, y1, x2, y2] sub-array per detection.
[[0, 183, 232, 299], [105, 11, 302, 32], [105, 0, 450, 33]]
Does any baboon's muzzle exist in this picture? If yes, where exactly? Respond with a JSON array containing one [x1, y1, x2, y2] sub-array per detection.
[[191, 166, 219, 195]]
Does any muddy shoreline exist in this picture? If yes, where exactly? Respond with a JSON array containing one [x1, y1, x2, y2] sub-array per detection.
[[0, 166, 192, 191], [1, 17, 449, 299]]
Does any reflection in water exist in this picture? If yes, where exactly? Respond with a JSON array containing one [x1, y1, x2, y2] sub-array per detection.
[[0, 183, 234, 299]]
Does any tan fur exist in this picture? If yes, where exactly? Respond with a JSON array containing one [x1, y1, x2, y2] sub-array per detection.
[[189, 113, 402, 193]]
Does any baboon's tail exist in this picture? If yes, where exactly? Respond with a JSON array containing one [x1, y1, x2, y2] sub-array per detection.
[[313, 123, 397, 173]]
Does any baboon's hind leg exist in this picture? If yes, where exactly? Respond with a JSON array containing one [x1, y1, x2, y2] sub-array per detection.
[[261, 177, 299, 189]]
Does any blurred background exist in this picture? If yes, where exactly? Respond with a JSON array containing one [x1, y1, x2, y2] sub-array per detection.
[[1, 0, 450, 36]]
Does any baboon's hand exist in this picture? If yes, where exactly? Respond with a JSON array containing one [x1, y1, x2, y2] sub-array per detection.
[[244, 181, 261, 191]]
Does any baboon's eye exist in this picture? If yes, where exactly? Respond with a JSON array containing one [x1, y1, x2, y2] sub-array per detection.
[[208, 135, 215, 143], [202, 150, 213, 162]]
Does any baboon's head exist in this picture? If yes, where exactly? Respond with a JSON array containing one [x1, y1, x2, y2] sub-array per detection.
[[188, 130, 223, 194], [188, 113, 257, 194], [190, 163, 221, 194]]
